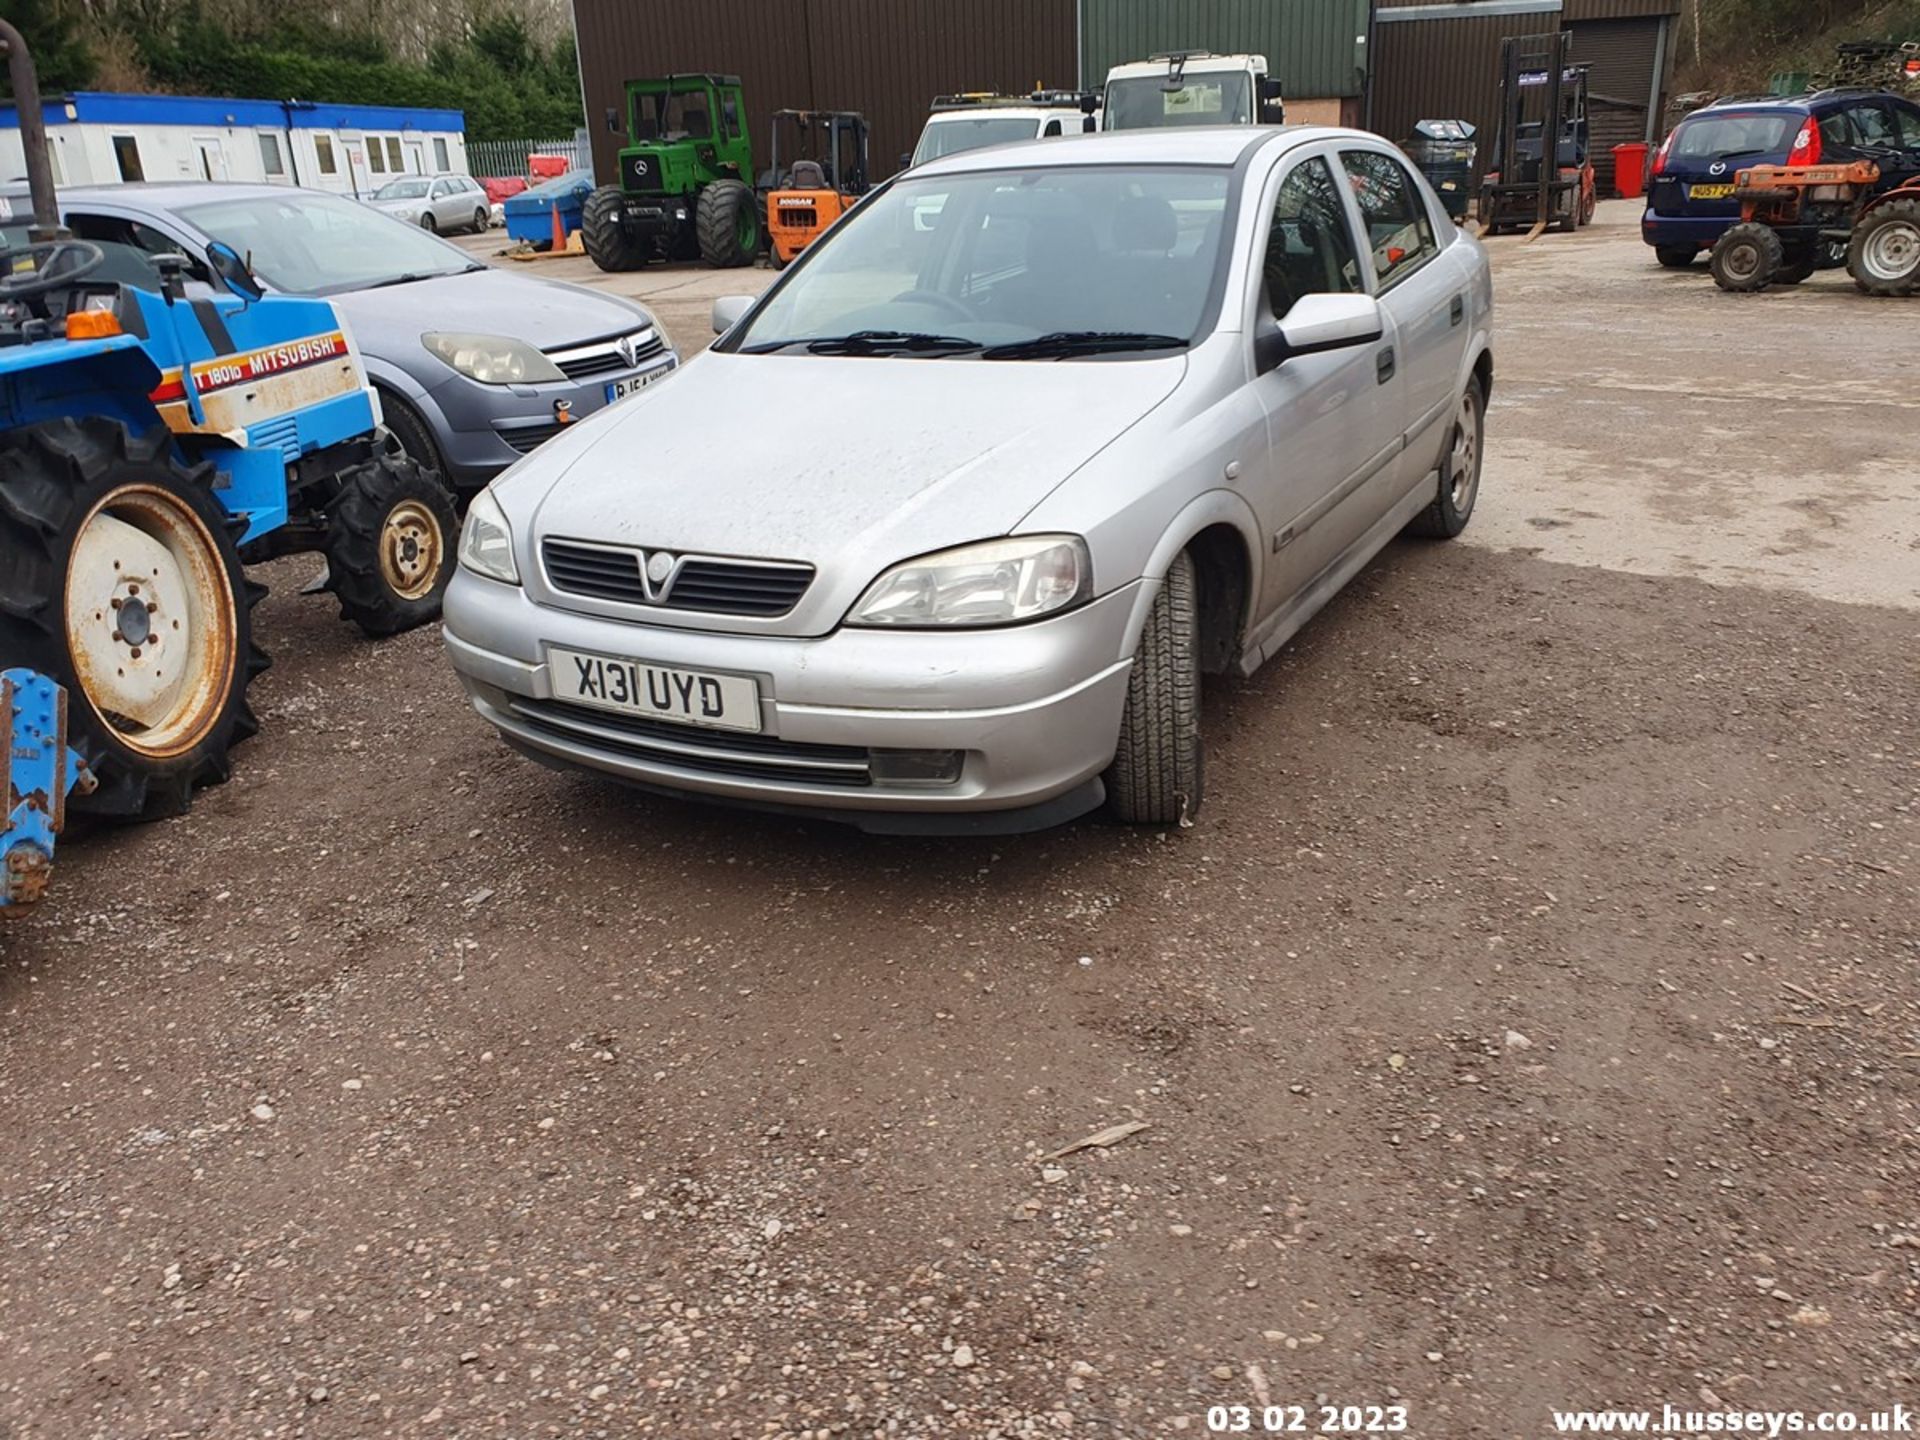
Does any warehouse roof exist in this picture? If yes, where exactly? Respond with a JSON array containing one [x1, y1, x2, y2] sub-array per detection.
[[0, 91, 464, 134]]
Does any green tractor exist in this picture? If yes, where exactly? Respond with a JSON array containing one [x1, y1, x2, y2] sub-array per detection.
[[582, 73, 760, 271]]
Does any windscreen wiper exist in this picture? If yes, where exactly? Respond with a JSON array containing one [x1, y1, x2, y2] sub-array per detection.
[[365, 271, 454, 289], [803, 330, 983, 356], [981, 331, 1190, 360]]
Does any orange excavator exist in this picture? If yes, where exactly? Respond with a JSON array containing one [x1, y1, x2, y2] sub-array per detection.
[[762, 110, 870, 268]]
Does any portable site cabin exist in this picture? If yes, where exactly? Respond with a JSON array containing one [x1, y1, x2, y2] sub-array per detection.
[[0, 92, 468, 199]]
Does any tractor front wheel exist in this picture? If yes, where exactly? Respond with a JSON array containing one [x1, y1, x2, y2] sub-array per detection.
[[581, 185, 649, 273], [322, 454, 460, 638], [1849, 198, 1920, 297], [1710, 223, 1783, 292], [696, 179, 758, 268], [0, 418, 266, 820]]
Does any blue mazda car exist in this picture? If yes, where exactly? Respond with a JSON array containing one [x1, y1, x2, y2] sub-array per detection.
[[1643, 88, 1920, 267]]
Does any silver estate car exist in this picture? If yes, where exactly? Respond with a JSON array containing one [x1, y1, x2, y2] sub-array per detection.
[[445, 126, 1493, 833]]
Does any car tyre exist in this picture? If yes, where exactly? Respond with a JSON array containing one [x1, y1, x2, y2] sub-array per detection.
[[581, 185, 648, 272], [1408, 374, 1485, 540], [1106, 549, 1203, 827], [1654, 246, 1697, 269], [472, 207, 489, 234], [374, 391, 451, 490], [1710, 222, 1782, 291], [1848, 197, 1920, 297], [419, 212, 438, 233]]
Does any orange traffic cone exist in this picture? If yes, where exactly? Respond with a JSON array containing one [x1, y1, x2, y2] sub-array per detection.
[[550, 201, 566, 252]]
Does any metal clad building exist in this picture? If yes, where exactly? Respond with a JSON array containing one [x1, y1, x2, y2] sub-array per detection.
[[1079, 0, 1374, 120], [571, 0, 1077, 188], [1370, 0, 1677, 194], [569, 0, 1677, 192]]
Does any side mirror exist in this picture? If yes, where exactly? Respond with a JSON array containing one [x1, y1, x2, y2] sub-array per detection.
[[205, 241, 262, 301], [711, 294, 755, 335], [1256, 293, 1384, 374], [605, 106, 622, 134]]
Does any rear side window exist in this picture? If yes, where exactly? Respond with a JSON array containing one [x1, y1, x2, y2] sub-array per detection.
[[1844, 101, 1900, 147], [1339, 150, 1436, 288], [1897, 104, 1920, 149], [1671, 112, 1797, 160]]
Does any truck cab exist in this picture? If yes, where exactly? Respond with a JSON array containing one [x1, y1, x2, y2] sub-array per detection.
[[907, 91, 1100, 169], [1101, 52, 1285, 131]]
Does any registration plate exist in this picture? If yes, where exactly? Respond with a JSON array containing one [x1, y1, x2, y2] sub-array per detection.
[[1689, 183, 1736, 200], [549, 646, 762, 733], [605, 364, 673, 403]]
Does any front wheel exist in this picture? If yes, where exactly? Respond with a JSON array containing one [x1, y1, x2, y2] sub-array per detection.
[[1407, 374, 1485, 539], [695, 179, 758, 268], [0, 418, 266, 820], [1106, 550, 1203, 827], [1710, 222, 1783, 292], [472, 207, 489, 234], [1849, 198, 1920, 296], [322, 454, 459, 637], [419, 212, 438, 233]]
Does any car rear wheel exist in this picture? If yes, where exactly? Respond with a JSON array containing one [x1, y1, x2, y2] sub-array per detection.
[[1710, 222, 1782, 292], [1654, 246, 1697, 269], [1106, 549, 1202, 827], [472, 207, 489, 233], [1407, 375, 1485, 540], [1849, 198, 1920, 297], [419, 212, 438, 233]]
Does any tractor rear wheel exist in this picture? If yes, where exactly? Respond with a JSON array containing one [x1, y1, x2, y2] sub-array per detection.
[[321, 453, 460, 638], [0, 418, 266, 820], [581, 185, 649, 272], [1710, 222, 1783, 292], [696, 179, 758, 268], [1848, 198, 1920, 296]]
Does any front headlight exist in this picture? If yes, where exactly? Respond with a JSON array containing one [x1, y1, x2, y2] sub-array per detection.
[[847, 535, 1090, 628], [424, 332, 566, 385], [458, 487, 520, 584]]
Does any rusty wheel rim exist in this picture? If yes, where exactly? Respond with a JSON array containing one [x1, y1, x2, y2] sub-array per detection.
[[63, 484, 237, 759], [379, 499, 444, 601]]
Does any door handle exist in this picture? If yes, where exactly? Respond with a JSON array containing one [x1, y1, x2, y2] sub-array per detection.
[[1450, 294, 1465, 326], [1376, 346, 1396, 384]]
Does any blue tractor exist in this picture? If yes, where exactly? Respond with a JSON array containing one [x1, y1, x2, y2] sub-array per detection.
[[1, 21, 458, 907]]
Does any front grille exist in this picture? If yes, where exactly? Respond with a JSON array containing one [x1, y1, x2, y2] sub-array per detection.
[[548, 329, 668, 381], [511, 697, 873, 788], [250, 413, 301, 462], [541, 539, 814, 618], [623, 153, 665, 193], [500, 420, 567, 454], [777, 207, 819, 228]]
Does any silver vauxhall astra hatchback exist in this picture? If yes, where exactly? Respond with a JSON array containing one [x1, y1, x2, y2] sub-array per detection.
[[444, 126, 1494, 833]]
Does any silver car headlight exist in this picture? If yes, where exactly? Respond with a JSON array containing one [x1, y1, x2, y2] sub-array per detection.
[[458, 487, 520, 584], [847, 535, 1090, 628], [424, 332, 566, 385]]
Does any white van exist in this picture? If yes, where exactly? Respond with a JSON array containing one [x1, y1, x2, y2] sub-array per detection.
[[1101, 52, 1285, 131], [907, 91, 1100, 169]]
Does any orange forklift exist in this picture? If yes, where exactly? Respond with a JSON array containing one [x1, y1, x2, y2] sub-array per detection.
[[762, 109, 871, 268]]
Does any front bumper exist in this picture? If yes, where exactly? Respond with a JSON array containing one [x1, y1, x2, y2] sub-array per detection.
[[442, 571, 1147, 828], [421, 352, 679, 491]]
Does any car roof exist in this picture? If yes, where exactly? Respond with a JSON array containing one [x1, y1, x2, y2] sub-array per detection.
[[1697, 87, 1914, 116], [55, 181, 343, 212], [907, 124, 1354, 179]]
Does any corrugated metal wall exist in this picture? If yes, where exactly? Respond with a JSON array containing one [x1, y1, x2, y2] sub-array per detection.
[[572, 0, 1076, 186], [1080, 0, 1373, 100], [1569, 16, 1664, 192]]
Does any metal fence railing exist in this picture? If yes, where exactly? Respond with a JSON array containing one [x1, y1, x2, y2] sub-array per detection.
[[467, 136, 592, 180]]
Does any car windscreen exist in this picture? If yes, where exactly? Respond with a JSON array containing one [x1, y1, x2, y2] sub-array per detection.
[[176, 192, 474, 295], [1104, 73, 1253, 129], [733, 164, 1232, 357], [1670, 111, 1798, 163], [911, 116, 1040, 166], [375, 178, 432, 200]]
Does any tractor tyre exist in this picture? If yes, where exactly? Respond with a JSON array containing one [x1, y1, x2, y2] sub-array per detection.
[[1106, 549, 1203, 827], [1848, 198, 1920, 296], [696, 179, 758, 269], [321, 453, 460, 638], [581, 185, 648, 273], [1775, 250, 1817, 285], [0, 417, 266, 821], [1710, 223, 1783, 292], [1654, 246, 1698, 269]]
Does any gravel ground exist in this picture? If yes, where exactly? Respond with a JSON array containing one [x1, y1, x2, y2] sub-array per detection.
[[1, 205, 1916, 1439]]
